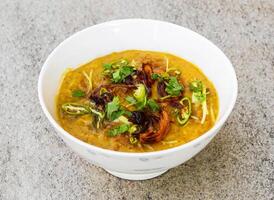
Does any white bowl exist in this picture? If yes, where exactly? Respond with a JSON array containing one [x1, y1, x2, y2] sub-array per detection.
[[38, 19, 237, 180]]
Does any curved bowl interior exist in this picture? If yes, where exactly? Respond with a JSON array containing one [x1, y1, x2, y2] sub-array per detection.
[[39, 19, 237, 157]]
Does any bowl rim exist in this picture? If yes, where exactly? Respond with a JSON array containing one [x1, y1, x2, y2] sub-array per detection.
[[38, 18, 238, 157]]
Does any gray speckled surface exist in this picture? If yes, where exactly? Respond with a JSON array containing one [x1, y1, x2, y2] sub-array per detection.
[[0, 0, 273, 199]]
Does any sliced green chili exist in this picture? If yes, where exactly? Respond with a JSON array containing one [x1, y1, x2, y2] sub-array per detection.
[[176, 97, 192, 126], [61, 103, 91, 115]]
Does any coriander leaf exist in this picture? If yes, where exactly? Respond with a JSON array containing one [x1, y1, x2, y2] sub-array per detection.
[[123, 110, 132, 117], [103, 63, 112, 70], [106, 96, 120, 120], [151, 73, 161, 80], [120, 66, 134, 77], [147, 99, 160, 112], [111, 66, 134, 83], [165, 77, 183, 96], [189, 80, 203, 93], [106, 97, 130, 121], [192, 91, 206, 103], [189, 80, 205, 103], [126, 96, 137, 105], [103, 59, 134, 83], [135, 102, 145, 110], [72, 89, 85, 97], [112, 70, 121, 82], [151, 73, 169, 81], [189, 80, 208, 124], [108, 124, 130, 137], [109, 110, 124, 121], [114, 116, 130, 124]]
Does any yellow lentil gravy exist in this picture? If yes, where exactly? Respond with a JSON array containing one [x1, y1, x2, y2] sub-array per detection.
[[56, 50, 219, 152]]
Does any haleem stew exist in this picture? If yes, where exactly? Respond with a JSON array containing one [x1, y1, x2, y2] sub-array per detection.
[[56, 50, 218, 152]]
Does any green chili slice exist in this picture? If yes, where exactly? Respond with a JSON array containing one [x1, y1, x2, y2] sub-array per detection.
[[176, 97, 192, 126], [61, 103, 91, 115]]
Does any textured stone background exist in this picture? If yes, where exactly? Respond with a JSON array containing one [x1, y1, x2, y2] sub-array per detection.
[[0, 0, 273, 199]]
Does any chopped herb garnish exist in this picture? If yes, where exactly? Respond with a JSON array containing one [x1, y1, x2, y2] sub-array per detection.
[[108, 124, 130, 137], [151, 73, 169, 81], [165, 77, 183, 96], [111, 66, 135, 83], [126, 96, 137, 105], [106, 96, 122, 121], [72, 89, 85, 97], [114, 116, 130, 124], [147, 99, 160, 112], [112, 70, 121, 81], [123, 110, 132, 117], [190, 80, 203, 94], [189, 80, 208, 124], [105, 96, 120, 120], [127, 86, 159, 111], [59, 53, 217, 147], [103, 60, 129, 70], [105, 96, 130, 121], [126, 84, 147, 109], [103, 59, 135, 83], [151, 73, 162, 80], [109, 110, 125, 121], [103, 63, 112, 70]]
